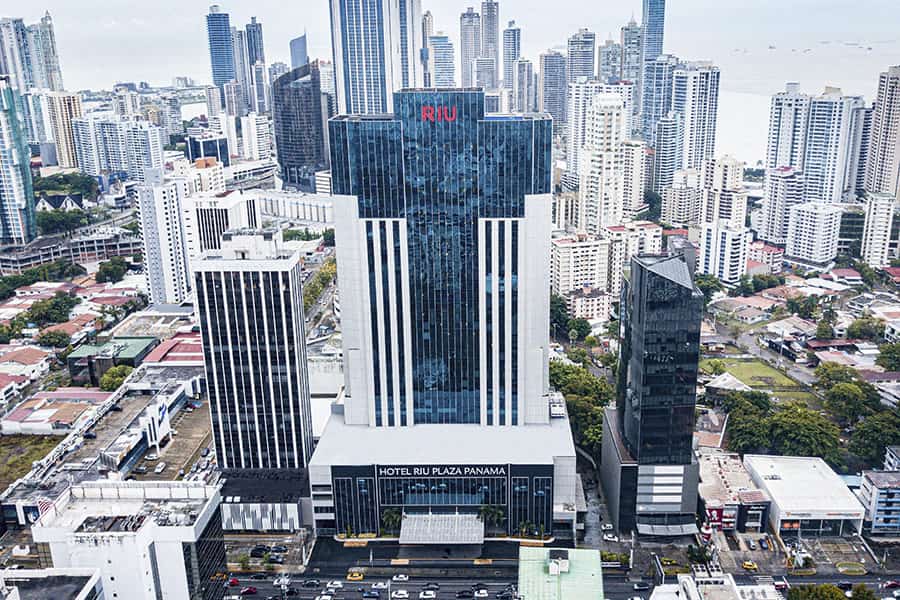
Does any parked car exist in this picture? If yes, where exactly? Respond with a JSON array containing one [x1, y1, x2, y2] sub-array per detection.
[[474, 591, 489, 598], [392, 592, 410, 600], [601, 523, 614, 531], [346, 572, 363, 581], [83, 431, 97, 439], [372, 583, 389, 590], [419, 593, 437, 600], [154, 462, 167, 474], [747, 540, 756, 550], [302, 580, 320, 588], [250, 548, 266, 559], [759, 538, 769, 550], [742, 561, 759, 572], [603, 534, 619, 542], [392, 575, 409, 582], [267, 555, 284, 565], [146, 453, 159, 460], [133, 466, 148, 474], [271, 545, 288, 553]]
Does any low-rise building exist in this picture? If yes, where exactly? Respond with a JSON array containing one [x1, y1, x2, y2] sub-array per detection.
[[859, 470, 900, 535], [743, 454, 865, 537], [565, 285, 612, 322], [747, 241, 784, 275], [517, 546, 604, 600], [0, 568, 104, 599], [0, 346, 52, 381], [650, 571, 781, 600], [1, 389, 113, 435], [697, 449, 770, 533], [66, 337, 159, 386]]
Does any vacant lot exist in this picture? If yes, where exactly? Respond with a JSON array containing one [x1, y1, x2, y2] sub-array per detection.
[[0, 435, 60, 490], [701, 358, 799, 388]]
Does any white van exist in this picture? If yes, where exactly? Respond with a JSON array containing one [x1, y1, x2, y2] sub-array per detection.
[[154, 462, 167, 474]]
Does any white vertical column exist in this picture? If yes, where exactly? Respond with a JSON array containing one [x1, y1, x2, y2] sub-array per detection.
[[371, 221, 389, 427], [398, 219, 415, 425], [504, 219, 513, 426], [384, 220, 402, 426], [491, 219, 500, 426], [478, 219, 488, 426]]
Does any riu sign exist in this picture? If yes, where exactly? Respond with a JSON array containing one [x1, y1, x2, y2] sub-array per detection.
[[421, 105, 457, 122]]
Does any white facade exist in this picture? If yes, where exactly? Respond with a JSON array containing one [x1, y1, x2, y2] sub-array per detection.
[[701, 189, 747, 229], [598, 39, 622, 83], [501, 21, 521, 89], [598, 81, 636, 136], [649, 111, 683, 192], [550, 232, 614, 297], [45, 91, 82, 168], [565, 78, 605, 190], [511, 58, 535, 113], [699, 221, 751, 285], [566, 28, 596, 83], [786, 202, 842, 267], [578, 94, 626, 233], [566, 286, 612, 322], [31, 481, 223, 600], [137, 176, 192, 304], [866, 66, 900, 199], [760, 166, 804, 245], [622, 139, 646, 220], [672, 61, 720, 170], [427, 33, 455, 87], [249, 61, 270, 114], [604, 220, 663, 296], [170, 156, 226, 194], [861, 192, 896, 268], [182, 189, 263, 259], [239, 112, 271, 161], [0, 77, 34, 245], [661, 168, 702, 226], [459, 7, 481, 89], [112, 87, 140, 117]]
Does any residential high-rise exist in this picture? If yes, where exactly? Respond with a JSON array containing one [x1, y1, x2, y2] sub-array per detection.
[[567, 29, 596, 83], [862, 192, 896, 268], [598, 38, 622, 83], [648, 111, 683, 192], [421, 10, 434, 86], [620, 18, 642, 84], [550, 232, 615, 297], [223, 79, 245, 117], [672, 61, 719, 169], [641, 53, 678, 143], [579, 93, 627, 233], [45, 91, 82, 168], [26, 12, 64, 91], [181, 187, 262, 257], [641, 0, 666, 64], [699, 156, 746, 229], [622, 139, 647, 219], [250, 61, 270, 114], [661, 168, 702, 226], [112, 86, 141, 118], [204, 84, 222, 115], [0, 18, 32, 92], [240, 112, 271, 160], [231, 27, 252, 110], [245, 16, 265, 65], [866, 66, 900, 198], [698, 221, 751, 285], [760, 166, 804, 245], [290, 33, 308, 68], [475, 56, 497, 90], [538, 50, 566, 126], [269, 61, 290, 85], [310, 88, 581, 541], [272, 61, 328, 190], [601, 252, 702, 535], [137, 173, 192, 305], [0, 76, 36, 245], [511, 58, 535, 113], [599, 80, 636, 135], [459, 7, 481, 88], [398, 0, 425, 89], [73, 115, 165, 182], [195, 229, 314, 473], [603, 220, 664, 296], [329, 0, 402, 114], [564, 77, 605, 190], [502, 20, 521, 89], [427, 33, 455, 87], [786, 202, 842, 267], [480, 1, 500, 87], [206, 4, 235, 92]]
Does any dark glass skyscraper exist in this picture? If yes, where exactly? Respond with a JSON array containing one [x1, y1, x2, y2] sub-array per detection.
[[272, 61, 327, 190], [601, 253, 703, 535], [245, 16, 265, 65], [329, 89, 552, 426], [0, 76, 36, 245], [206, 5, 235, 94], [641, 0, 666, 63]]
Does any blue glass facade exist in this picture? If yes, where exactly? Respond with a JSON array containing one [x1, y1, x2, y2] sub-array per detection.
[[641, 0, 666, 62], [329, 90, 551, 425], [331, 0, 390, 114], [206, 9, 235, 91]]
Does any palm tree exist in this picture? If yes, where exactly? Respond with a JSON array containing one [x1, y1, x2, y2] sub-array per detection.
[[381, 508, 402, 534]]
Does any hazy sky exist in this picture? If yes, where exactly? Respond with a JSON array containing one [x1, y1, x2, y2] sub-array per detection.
[[7, 0, 900, 162]]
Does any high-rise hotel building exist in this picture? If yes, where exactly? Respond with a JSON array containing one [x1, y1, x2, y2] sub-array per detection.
[[308, 89, 582, 541]]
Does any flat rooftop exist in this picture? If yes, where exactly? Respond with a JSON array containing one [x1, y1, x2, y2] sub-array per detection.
[[517, 546, 604, 600], [310, 411, 576, 467], [864, 470, 900, 489], [698, 449, 768, 507], [106, 305, 195, 340], [744, 455, 864, 517], [0, 569, 98, 600]]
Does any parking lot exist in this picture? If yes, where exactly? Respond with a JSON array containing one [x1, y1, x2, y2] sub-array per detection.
[[802, 537, 873, 575], [67, 392, 153, 464], [712, 529, 785, 575], [131, 401, 212, 481]]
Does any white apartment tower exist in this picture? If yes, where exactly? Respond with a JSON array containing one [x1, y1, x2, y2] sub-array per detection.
[[566, 29, 596, 83], [622, 139, 647, 220], [661, 168, 702, 226], [459, 7, 481, 88], [240, 112, 271, 160], [698, 222, 750, 285], [511, 58, 535, 113], [550, 232, 614, 297], [861, 192, 897, 268], [866, 66, 900, 199], [761, 166, 804, 245], [579, 94, 627, 233], [786, 202, 842, 267], [598, 39, 622, 83], [137, 174, 192, 305], [649, 111, 683, 192], [502, 20, 521, 89], [672, 61, 720, 170], [564, 77, 605, 190], [45, 91, 82, 168]]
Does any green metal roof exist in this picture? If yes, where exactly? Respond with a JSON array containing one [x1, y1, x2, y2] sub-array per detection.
[[67, 337, 157, 360], [517, 546, 604, 600]]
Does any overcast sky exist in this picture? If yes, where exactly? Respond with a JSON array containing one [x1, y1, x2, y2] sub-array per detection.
[[7, 0, 900, 161]]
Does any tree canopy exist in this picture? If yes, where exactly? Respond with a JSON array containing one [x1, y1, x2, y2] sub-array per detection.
[[36, 209, 90, 235], [100, 365, 134, 391], [96, 257, 129, 284], [877, 342, 900, 371]]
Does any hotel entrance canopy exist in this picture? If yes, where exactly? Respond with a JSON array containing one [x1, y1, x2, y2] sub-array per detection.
[[399, 513, 485, 545]]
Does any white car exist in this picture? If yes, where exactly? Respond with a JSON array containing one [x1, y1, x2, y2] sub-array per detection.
[[372, 582, 389, 589], [419, 592, 437, 600], [603, 533, 619, 542], [327, 581, 344, 589], [475, 591, 489, 598], [392, 592, 409, 600], [601, 523, 614, 531], [392, 575, 410, 582]]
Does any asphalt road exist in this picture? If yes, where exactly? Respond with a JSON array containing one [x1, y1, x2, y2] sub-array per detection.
[[222, 575, 520, 600]]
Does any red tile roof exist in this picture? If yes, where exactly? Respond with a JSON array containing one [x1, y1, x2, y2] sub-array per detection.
[[0, 347, 50, 366]]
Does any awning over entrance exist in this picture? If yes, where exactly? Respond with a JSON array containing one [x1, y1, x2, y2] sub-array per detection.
[[399, 513, 485, 545], [636, 522, 699, 536]]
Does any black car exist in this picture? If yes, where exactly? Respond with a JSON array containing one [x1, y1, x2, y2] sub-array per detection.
[[271, 545, 288, 553], [250, 573, 267, 580], [362, 593, 380, 599], [285, 589, 299, 597], [456, 591, 474, 599], [249, 548, 266, 558], [836, 582, 853, 591], [110, 404, 123, 412], [423, 583, 441, 591], [253, 544, 271, 552], [302, 580, 320, 588], [470, 583, 487, 590], [83, 431, 97, 439], [496, 592, 515, 600]]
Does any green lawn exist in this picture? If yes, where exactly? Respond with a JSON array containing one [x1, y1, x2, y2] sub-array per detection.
[[701, 358, 800, 388], [0, 435, 60, 491]]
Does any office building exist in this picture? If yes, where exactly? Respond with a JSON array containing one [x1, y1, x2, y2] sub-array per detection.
[[698, 221, 751, 285], [73, 115, 166, 183], [271, 61, 328, 191], [428, 33, 456, 87], [860, 471, 900, 535], [598, 39, 622, 83], [206, 4, 235, 92], [539, 50, 566, 126], [329, 0, 402, 114], [182, 188, 262, 258], [195, 228, 314, 474], [310, 89, 582, 541], [459, 7, 481, 88], [564, 78, 605, 190], [621, 17, 642, 85], [579, 93, 627, 233], [187, 132, 229, 167], [32, 481, 225, 600], [249, 61, 270, 114], [641, 53, 678, 144], [245, 16, 264, 65], [648, 111, 683, 192], [137, 174, 192, 305], [240, 112, 271, 160], [672, 61, 719, 169], [641, 0, 666, 64], [866, 65, 900, 199], [512, 58, 535, 113], [785, 202, 842, 267], [661, 168, 702, 226], [744, 455, 864, 537], [622, 139, 647, 219], [601, 253, 703, 534], [862, 192, 896, 268], [45, 91, 82, 168], [290, 33, 308, 68], [480, 0, 500, 86], [0, 76, 36, 245], [567, 29, 596, 84], [502, 20, 521, 88], [760, 166, 804, 245]]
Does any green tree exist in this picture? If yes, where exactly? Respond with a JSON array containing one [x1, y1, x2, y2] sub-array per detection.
[[32, 172, 99, 201], [856, 261, 877, 287], [735, 275, 755, 297], [549, 294, 569, 338], [877, 342, 900, 371], [36, 209, 90, 235], [302, 258, 337, 312], [238, 554, 250, 571], [815, 320, 834, 340], [381, 508, 402, 533], [36, 330, 72, 348], [824, 382, 873, 426], [849, 410, 900, 466], [707, 359, 726, 375], [694, 274, 724, 304], [788, 585, 848, 600], [26, 292, 80, 326], [768, 403, 841, 464], [567, 318, 591, 341], [96, 257, 129, 283], [322, 228, 335, 247], [99, 365, 134, 391], [850, 585, 878, 600], [549, 361, 611, 400], [847, 317, 884, 341], [815, 362, 861, 389], [722, 390, 772, 414], [643, 190, 662, 221], [566, 347, 590, 367]]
